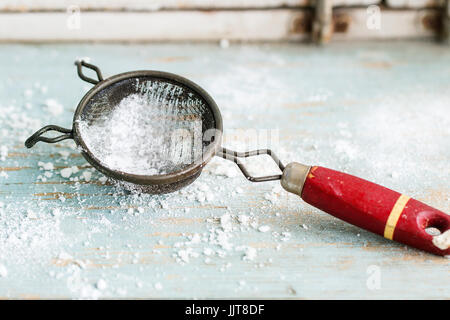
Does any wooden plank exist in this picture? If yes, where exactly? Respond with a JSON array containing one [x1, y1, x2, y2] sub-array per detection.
[[312, 0, 333, 44], [0, 0, 381, 12], [444, 0, 450, 42], [0, 42, 449, 299], [332, 8, 441, 39], [385, 0, 444, 8], [0, 8, 441, 42], [0, 10, 309, 42]]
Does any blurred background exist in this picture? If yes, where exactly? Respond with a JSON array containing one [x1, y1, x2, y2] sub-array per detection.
[[0, 0, 448, 43]]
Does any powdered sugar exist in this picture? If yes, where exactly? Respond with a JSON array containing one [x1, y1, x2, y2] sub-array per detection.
[[45, 98, 64, 116], [77, 82, 208, 176], [0, 146, 8, 161], [432, 230, 450, 250], [60, 167, 73, 178], [0, 264, 7, 277]]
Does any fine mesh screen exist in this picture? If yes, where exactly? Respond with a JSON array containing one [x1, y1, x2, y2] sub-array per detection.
[[76, 76, 216, 176]]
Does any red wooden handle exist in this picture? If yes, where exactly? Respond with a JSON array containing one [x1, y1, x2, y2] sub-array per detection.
[[281, 163, 449, 256], [301, 166, 450, 256]]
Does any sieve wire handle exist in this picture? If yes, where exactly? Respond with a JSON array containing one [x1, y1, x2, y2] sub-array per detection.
[[218, 148, 285, 182], [25, 125, 73, 148], [75, 60, 103, 85], [280, 162, 450, 256]]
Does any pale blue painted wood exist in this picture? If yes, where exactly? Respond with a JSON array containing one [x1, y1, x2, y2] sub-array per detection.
[[0, 41, 448, 299]]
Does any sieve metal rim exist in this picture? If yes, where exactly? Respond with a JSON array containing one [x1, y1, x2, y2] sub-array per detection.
[[72, 69, 223, 186]]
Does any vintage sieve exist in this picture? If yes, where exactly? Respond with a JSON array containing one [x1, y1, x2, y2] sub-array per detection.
[[25, 61, 449, 256]]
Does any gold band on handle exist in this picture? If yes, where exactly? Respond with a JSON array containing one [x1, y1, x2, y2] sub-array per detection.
[[384, 194, 410, 240]]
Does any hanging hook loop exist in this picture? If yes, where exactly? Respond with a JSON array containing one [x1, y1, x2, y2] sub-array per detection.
[[75, 60, 104, 84], [25, 125, 73, 148]]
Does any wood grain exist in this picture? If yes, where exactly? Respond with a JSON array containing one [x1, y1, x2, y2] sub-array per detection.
[[0, 42, 448, 299]]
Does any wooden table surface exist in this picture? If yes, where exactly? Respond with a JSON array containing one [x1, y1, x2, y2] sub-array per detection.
[[0, 41, 448, 299]]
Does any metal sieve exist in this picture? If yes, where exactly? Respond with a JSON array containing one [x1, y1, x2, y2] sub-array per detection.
[[25, 61, 284, 194], [25, 60, 449, 256]]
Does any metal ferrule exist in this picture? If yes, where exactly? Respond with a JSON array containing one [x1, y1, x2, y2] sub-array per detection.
[[281, 162, 311, 197]]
